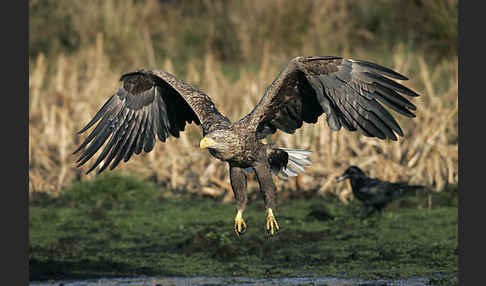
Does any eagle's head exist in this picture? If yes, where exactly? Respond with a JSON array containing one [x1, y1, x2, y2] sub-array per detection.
[[199, 129, 238, 157]]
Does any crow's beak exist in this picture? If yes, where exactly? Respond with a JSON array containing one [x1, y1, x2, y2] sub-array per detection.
[[199, 137, 216, 149], [336, 175, 348, 182]]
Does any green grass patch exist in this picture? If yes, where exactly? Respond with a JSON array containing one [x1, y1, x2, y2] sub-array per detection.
[[30, 174, 458, 285]]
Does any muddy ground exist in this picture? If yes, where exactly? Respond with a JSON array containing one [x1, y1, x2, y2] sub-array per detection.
[[29, 174, 458, 285]]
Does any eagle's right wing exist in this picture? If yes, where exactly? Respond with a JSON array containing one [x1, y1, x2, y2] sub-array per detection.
[[73, 70, 229, 174]]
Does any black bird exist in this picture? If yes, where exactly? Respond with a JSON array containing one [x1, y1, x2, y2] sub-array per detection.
[[336, 166, 425, 218]]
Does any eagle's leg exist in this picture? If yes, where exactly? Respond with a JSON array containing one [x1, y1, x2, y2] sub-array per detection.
[[229, 165, 248, 237], [253, 162, 279, 235], [265, 208, 279, 235]]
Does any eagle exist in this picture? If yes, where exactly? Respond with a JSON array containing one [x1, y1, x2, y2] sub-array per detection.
[[336, 166, 425, 218], [73, 56, 420, 236]]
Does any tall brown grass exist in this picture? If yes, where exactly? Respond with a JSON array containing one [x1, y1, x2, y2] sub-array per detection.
[[29, 0, 458, 203], [28, 38, 458, 200]]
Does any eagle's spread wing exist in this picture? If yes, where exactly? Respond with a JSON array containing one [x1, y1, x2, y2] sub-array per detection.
[[73, 70, 229, 174], [248, 56, 419, 140]]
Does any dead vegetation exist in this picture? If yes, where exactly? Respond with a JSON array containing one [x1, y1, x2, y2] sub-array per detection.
[[29, 0, 458, 202]]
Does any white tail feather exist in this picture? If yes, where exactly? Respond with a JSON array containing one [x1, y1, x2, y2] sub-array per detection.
[[275, 148, 312, 180]]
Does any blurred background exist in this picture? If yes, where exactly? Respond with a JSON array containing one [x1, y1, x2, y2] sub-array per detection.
[[29, 0, 458, 201]]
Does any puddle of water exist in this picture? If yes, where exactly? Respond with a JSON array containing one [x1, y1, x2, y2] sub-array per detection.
[[30, 276, 431, 286]]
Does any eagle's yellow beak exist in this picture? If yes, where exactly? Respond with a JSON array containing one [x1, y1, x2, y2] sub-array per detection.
[[199, 137, 216, 149]]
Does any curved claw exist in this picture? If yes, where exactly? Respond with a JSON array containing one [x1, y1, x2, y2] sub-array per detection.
[[234, 210, 247, 238], [266, 208, 279, 235]]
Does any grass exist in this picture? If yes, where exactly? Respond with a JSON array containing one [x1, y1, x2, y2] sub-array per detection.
[[29, 174, 458, 285]]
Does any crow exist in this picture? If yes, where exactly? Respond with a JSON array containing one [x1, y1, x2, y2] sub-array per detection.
[[336, 166, 425, 218]]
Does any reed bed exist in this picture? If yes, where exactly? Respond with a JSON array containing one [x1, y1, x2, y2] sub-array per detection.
[[28, 35, 458, 203], [29, 0, 458, 202]]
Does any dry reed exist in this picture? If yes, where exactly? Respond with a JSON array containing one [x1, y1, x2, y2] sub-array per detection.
[[29, 36, 458, 203], [29, 0, 458, 203]]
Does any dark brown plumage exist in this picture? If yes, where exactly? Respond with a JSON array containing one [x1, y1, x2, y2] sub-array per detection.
[[73, 56, 420, 236]]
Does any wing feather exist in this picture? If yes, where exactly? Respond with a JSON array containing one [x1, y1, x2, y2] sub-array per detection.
[[75, 103, 125, 166], [143, 105, 156, 153], [123, 112, 144, 162], [134, 108, 149, 155], [85, 109, 135, 173]]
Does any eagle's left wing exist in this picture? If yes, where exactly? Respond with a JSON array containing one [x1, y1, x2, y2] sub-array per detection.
[[246, 56, 420, 140]]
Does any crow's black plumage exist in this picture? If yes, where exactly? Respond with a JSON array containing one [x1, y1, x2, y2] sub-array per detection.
[[336, 166, 425, 218]]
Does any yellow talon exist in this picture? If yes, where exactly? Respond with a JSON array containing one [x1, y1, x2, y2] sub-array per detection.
[[234, 210, 247, 237], [266, 208, 279, 235]]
